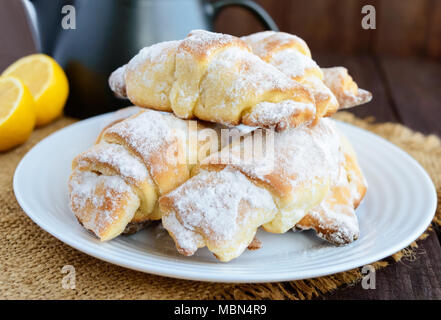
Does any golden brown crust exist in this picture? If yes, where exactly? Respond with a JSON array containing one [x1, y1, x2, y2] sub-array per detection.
[[247, 237, 262, 250], [181, 30, 250, 61], [242, 31, 312, 60]]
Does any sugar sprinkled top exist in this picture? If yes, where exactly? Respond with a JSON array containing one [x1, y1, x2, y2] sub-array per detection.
[[245, 100, 315, 129], [274, 118, 342, 186], [69, 170, 136, 237], [322, 67, 372, 109], [182, 29, 243, 57], [294, 124, 367, 244], [161, 211, 204, 254], [75, 142, 151, 185], [204, 118, 343, 197], [301, 76, 335, 99], [163, 167, 276, 250], [104, 110, 176, 176], [127, 40, 181, 72], [242, 31, 311, 58], [270, 49, 319, 79], [307, 207, 359, 245], [204, 46, 298, 103]]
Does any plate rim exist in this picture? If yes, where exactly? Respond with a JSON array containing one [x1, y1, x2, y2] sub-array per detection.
[[13, 114, 438, 283]]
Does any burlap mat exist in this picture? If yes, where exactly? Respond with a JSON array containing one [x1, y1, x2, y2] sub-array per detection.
[[1, 112, 440, 300]]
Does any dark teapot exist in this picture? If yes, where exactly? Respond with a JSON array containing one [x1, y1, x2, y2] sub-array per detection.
[[23, 0, 278, 118]]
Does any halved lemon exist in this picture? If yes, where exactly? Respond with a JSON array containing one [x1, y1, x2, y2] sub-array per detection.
[[2, 54, 69, 126], [0, 77, 36, 151]]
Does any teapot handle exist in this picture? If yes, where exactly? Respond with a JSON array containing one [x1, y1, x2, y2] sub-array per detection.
[[208, 0, 279, 31], [22, 0, 41, 51]]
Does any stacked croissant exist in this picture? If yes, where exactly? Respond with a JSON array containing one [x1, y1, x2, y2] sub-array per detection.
[[69, 30, 370, 262]]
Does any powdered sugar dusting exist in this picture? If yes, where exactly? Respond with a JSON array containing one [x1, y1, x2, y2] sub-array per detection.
[[75, 142, 151, 185], [273, 119, 342, 187], [69, 170, 137, 237], [162, 167, 276, 253], [307, 202, 359, 245], [270, 49, 319, 79], [104, 110, 176, 178], [322, 67, 372, 109], [294, 123, 368, 244], [302, 76, 337, 104], [205, 118, 343, 195], [242, 31, 342, 116], [128, 40, 181, 72], [298, 166, 360, 245], [242, 31, 310, 58], [162, 211, 204, 255], [126, 40, 180, 107], [182, 29, 243, 57], [216, 47, 296, 98], [245, 100, 315, 129]]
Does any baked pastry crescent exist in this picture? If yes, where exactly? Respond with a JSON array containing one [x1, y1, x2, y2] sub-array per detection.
[[69, 108, 219, 241], [322, 67, 372, 109], [159, 118, 346, 261], [241, 31, 339, 118], [109, 30, 318, 131]]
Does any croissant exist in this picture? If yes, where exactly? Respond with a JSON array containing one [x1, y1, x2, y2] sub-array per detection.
[[322, 67, 372, 109], [241, 31, 339, 117], [69, 108, 219, 241], [109, 30, 318, 131], [159, 118, 361, 261]]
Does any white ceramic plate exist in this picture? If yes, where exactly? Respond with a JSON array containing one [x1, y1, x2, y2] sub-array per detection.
[[13, 113, 437, 283]]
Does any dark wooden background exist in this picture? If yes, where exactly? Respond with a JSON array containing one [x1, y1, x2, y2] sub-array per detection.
[[214, 0, 441, 60], [1, 0, 440, 299]]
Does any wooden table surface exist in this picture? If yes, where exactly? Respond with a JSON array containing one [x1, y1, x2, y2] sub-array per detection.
[[1, 1, 440, 300], [313, 52, 441, 299]]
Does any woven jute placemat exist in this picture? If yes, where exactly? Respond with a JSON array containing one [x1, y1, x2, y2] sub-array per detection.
[[0, 112, 440, 300]]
